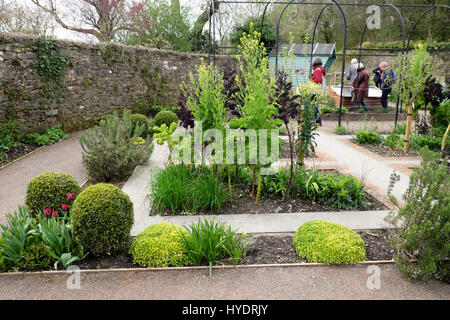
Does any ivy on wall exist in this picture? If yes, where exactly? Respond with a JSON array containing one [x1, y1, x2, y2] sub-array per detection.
[[31, 38, 67, 85]]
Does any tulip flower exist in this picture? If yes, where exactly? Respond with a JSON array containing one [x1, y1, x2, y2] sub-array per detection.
[[62, 204, 69, 211], [44, 208, 51, 216], [67, 193, 75, 201], [52, 210, 58, 217]]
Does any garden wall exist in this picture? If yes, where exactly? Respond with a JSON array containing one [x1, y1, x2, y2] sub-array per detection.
[[0, 32, 233, 133]]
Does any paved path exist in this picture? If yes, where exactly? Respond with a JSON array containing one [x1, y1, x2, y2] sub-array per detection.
[[1, 264, 448, 300], [0, 132, 87, 225]]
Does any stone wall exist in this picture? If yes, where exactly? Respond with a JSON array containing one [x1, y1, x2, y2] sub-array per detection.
[[0, 32, 232, 133]]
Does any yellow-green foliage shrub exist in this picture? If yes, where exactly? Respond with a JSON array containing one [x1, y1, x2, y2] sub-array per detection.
[[71, 183, 134, 256], [25, 172, 81, 216], [293, 220, 366, 264], [153, 110, 178, 128], [129, 222, 187, 267]]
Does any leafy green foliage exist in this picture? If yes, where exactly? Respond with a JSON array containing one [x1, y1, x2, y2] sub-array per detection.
[[334, 125, 351, 135], [153, 122, 179, 161], [31, 38, 67, 85], [433, 98, 450, 130], [293, 220, 366, 264], [150, 164, 229, 214], [25, 172, 81, 216], [386, 149, 449, 281], [71, 183, 134, 256], [230, 17, 276, 53], [130, 113, 150, 138], [355, 130, 382, 145], [180, 218, 249, 271], [153, 110, 178, 128], [79, 109, 154, 182], [24, 125, 68, 146], [382, 133, 403, 150], [129, 222, 187, 268], [0, 206, 83, 271]]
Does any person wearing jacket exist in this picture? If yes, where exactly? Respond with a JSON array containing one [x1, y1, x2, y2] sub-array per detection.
[[352, 63, 369, 112], [345, 58, 358, 86], [310, 57, 326, 126], [379, 62, 395, 109], [372, 63, 383, 88]]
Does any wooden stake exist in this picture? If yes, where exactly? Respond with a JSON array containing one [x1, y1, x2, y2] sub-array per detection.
[[404, 103, 414, 152]]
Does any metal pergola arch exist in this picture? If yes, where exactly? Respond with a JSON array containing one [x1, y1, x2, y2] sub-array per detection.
[[207, 1, 450, 126]]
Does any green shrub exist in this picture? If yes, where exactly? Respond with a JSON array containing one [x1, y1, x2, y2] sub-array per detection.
[[24, 125, 68, 146], [293, 220, 366, 264], [0, 238, 5, 273], [386, 149, 449, 281], [153, 110, 178, 128], [433, 98, 450, 130], [79, 109, 154, 182], [355, 130, 382, 145], [130, 114, 149, 137], [383, 133, 403, 150], [25, 172, 81, 216], [320, 105, 333, 114], [410, 133, 442, 151], [71, 183, 134, 256], [129, 222, 187, 267], [0, 120, 21, 140], [334, 125, 351, 135]]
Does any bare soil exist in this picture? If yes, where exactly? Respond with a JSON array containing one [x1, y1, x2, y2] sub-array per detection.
[[356, 143, 421, 158], [0, 143, 40, 167]]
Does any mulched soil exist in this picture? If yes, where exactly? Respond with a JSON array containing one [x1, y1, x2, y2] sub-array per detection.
[[0, 143, 41, 167], [79, 230, 395, 270], [351, 141, 421, 158], [280, 140, 318, 159]]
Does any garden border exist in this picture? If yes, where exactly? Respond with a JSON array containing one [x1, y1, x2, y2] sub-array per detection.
[[0, 146, 45, 171]]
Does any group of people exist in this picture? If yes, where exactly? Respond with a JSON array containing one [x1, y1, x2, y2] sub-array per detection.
[[345, 58, 396, 112], [307, 57, 396, 125]]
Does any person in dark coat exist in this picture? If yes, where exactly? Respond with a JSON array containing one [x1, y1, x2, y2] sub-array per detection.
[[352, 63, 369, 112], [379, 62, 396, 109], [372, 64, 383, 88]]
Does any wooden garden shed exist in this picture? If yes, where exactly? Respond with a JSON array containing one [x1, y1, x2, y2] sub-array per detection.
[[269, 43, 337, 87]]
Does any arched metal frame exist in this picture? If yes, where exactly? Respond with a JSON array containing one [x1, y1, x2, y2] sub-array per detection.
[[208, 1, 450, 127]]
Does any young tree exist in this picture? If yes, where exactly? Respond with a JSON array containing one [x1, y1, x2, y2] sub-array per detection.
[[392, 44, 434, 151]]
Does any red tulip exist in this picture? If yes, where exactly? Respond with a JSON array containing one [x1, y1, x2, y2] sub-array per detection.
[[67, 193, 75, 201], [62, 204, 69, 211], [44, 208, 51, 216], [52, 211, 58, 217]]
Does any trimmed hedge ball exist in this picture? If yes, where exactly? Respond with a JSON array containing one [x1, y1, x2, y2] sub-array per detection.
[[129, 222, 187, 267], [153, 110, 178, 128], [25, 172, 81, 216], [293, 220, 366, 264], [130, 114, 148, 135], [71, 183, 134, 256]]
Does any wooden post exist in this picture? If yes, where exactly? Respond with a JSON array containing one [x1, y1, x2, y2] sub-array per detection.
[[404, 103, 414, 152], [297, 111, 305, 166]]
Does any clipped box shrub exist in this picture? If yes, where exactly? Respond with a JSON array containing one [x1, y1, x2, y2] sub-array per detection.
[[71, 183, 134, 256], [130, 113, 149, 137], [293, 220, 366, 264], [25, 172, 81, 216], [153, 110, 178, 128], [129, 222, 187, 267]]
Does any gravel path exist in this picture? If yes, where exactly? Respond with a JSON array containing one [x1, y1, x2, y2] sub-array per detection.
[[0, 264, 448, 300]]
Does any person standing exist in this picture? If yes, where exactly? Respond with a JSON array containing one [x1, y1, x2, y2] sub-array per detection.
[[352, 63, 369, 112], [372, 63, 383, 88], [379, 62, 395, 109], [310, 57, 327, 126], [346, 58, 358, 86]]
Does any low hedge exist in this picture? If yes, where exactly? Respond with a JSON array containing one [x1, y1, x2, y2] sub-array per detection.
[[25, 172, 81, 216], [293, 220, 366, 264], [153, 110, 178, 128], [129, 222, 187, 267], [71, 183, 134, 256]]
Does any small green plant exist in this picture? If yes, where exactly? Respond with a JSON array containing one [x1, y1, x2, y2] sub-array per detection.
[[130, 114, 149, 137], [153, 122, 179, 162], [386, 149, 449, 281], [355, 130, 382, 145], [180, 218, 249, 277], [153, 110, 178, 128], [383, 133, 403, 150], [79, 109, 154, 182], [334, 125, 351, 135], [293, 220, 366, 264], [24, 126, 68, 146], [25, 172, 81, 216], [71, 183, 134, 256], [129, 222, 187, 268]]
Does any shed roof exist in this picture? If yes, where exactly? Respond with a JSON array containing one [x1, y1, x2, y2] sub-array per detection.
[[269, 43, 336, 56]]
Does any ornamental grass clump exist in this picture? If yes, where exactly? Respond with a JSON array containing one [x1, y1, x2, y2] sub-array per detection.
[[129, 222, 187, 268], [25, 172, 81, 216], [79, 109, 154, 182], [71, 183, 134, 256], [293, 220, 366, 264]]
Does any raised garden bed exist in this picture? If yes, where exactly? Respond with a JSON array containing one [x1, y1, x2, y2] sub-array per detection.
[[78, 230, 395, 270], [352, 143, 421, 158], [0, 143, 41, 168]]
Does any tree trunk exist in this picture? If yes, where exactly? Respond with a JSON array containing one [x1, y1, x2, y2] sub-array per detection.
[[191, 0, 220, 49], [404, 104, 413, 152], [283, 123, 294, 201]]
